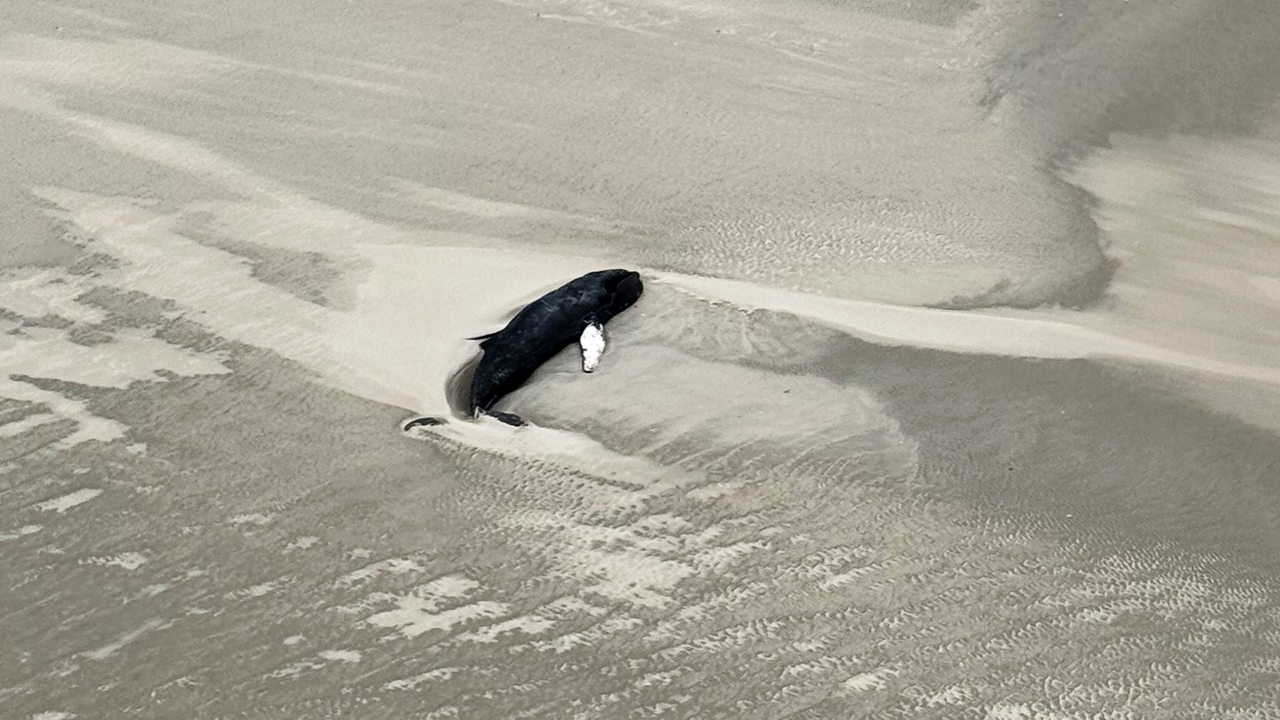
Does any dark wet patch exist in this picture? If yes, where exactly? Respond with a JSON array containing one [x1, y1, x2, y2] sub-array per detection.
[[66, 325, 115, 346], [4, 312, 75, 330], [76, 287, 179, 326], [825, 335, 1280, 568], [153, 317, 237, 357], [0, 399, 74, 462], [182, 224, 350, 309], [66, 252, 122, 277], [0, 418, 78, 464], [0, 397, 41, 422]]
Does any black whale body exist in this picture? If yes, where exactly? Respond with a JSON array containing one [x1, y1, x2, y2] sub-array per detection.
[[406, 269, 643, 429], [468, 268, 643, 424]]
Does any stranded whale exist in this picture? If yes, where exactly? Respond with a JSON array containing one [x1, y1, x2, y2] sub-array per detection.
[[405, 268, 643, 429]]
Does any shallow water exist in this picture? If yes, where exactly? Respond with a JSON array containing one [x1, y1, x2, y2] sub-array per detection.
[[3, 0, 1280, 717]]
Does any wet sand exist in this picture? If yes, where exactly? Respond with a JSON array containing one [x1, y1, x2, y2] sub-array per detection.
[[3, 0, 1280, 717]]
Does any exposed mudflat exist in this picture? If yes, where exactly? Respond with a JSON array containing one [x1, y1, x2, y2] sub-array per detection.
[[3, 1, 1280, 718]]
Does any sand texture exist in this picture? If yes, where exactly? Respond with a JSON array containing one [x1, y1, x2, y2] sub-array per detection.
[[3, 0, 1280, 717]]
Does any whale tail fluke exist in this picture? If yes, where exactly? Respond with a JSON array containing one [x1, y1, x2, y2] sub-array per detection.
[[482, 410, 526, 427], [403, 416, 446, 431]]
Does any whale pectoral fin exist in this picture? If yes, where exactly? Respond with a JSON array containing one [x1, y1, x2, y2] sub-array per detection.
[[579, 322, 606, 373], [467, 330, 501, 347]]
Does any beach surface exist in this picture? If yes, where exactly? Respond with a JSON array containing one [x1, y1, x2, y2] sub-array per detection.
[[3, 0, 1280, 717]]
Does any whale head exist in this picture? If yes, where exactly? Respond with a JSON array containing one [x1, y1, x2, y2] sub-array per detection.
[[596, 269, 643, 321]]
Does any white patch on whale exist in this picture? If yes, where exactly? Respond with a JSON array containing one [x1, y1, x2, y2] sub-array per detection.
[[580, 322, 606, 372]]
